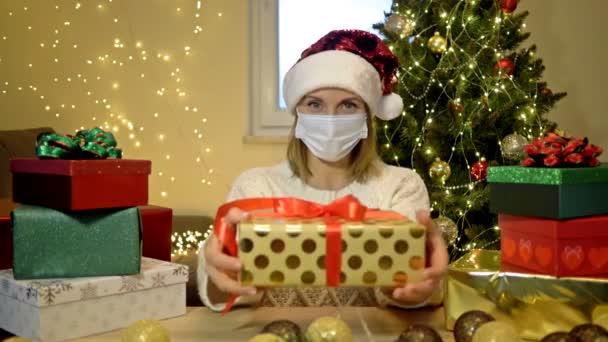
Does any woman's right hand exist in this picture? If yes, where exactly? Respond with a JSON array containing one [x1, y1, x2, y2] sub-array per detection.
[[204, 208, 257, 297]]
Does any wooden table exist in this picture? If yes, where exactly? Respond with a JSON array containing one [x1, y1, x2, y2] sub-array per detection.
[[76, 306, 455, 341]]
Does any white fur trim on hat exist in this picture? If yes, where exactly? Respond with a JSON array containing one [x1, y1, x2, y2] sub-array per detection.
[[377, 92, 403, 120], [283, 50, 403, 120]]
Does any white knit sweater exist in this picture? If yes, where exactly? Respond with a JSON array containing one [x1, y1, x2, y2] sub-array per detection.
[[197, 160, 433, 312]]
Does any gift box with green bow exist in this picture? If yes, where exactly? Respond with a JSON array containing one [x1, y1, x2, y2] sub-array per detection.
[[10, 127, 151, 211]]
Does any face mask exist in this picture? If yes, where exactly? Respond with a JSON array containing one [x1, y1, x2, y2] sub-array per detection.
[[295, 112, 368, 162]]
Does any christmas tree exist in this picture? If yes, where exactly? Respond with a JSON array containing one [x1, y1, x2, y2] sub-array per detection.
[[374, 0, 566, 260]]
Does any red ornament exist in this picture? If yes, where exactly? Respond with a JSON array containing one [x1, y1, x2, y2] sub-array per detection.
[[494, 58, 515, 77], [541, 88, 553, 96], [500, 0, 518, 14], [470, 160, 490, 181]]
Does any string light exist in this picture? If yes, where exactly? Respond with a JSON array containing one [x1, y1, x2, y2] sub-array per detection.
[[382, 1, 550, 256], [1, 1, 220, 202], [171, 227, 211, 257]]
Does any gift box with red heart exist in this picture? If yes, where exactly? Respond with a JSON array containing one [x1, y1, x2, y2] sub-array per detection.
[[499, 214, 608, 277]]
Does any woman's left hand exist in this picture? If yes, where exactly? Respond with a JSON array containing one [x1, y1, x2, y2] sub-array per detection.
[[391, 209, 449, 305]]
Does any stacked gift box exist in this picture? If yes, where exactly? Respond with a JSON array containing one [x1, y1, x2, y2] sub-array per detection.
[[0, 128, 187, 341], [488, 132, 607, 277], [445, 132, 608, 340]]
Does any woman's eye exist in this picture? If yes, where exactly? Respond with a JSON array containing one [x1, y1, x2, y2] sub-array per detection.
[[307, 101, 320, 109], [342, 102, 359, 110]]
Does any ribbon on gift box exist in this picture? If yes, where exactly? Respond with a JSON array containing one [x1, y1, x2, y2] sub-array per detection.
[[213, 195, 405, 314], [521, 131, 602, 167], [36, 127, 122, 159]]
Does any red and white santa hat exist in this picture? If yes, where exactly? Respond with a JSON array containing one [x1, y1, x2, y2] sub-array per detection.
[[283, 29, 403, 121]]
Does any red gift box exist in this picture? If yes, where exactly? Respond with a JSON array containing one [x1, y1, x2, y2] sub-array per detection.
[[139, 205, 173, 262], [0, 199, 16, 270], [499, 214, 608, 277], [0, 216, 11, 270], [10, 158, 151, 211]]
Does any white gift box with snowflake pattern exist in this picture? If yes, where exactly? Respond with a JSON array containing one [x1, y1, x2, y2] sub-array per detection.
[[0, 257, 188, 341]]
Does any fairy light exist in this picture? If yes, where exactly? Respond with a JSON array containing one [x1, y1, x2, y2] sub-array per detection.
[[171, 227, 211, 256]]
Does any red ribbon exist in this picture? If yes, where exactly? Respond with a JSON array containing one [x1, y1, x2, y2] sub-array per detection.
[[212, 195, 402, 314]]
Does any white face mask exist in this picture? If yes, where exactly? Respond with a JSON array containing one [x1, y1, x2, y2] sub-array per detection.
[[295, 112, 368, 162]]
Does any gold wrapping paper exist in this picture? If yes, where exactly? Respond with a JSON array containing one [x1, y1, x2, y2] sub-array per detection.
[[237, 216, 426, 287], [445, 249, 608, 341]]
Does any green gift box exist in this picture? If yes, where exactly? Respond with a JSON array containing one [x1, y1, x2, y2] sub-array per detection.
[[487, 165, 608, 219], [11, 205, 141, 280]]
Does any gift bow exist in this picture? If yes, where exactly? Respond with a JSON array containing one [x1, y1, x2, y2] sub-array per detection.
[[212, 195, 402, 314], [36, 127, 122, 159], [521, 132, 602, 167]]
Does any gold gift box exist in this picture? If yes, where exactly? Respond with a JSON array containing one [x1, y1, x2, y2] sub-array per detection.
[[237, 216, 426, 288], [445, 249, 608, 341]]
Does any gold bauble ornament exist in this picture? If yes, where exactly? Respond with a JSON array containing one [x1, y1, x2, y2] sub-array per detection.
[[594, 314, 608, 331], [429, 158, 451, 184], [305, 316, 353, 342], [434, 216, 458, 245], [427, 32, 447, 54], [471, 321, 519, 342], [385, 14, 416, 36], [121, 320, 171, 342], [249, 333, 286, 342], [593, 306, 608, 324], [2, 338, 31, 342], [261, 320, 302, 342]]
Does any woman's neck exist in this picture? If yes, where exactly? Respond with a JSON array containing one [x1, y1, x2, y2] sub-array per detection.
[[305, 151, 352, 191]]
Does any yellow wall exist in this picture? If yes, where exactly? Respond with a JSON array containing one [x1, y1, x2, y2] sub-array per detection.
[[0, 1, 606, 216]]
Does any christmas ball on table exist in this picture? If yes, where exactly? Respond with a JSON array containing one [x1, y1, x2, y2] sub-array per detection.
[[249, 334, 286, 342], [494, 58, 515, 77], [501, 133, 528, 161], [261, 320, 302, 342], [470, 158, 489, 181], [453, 310, 495, 342], [569, 324, 608, 341], [396, 324, 442, 342], [540, 332, 577, 342], [121, 320, 170, 342], [595, 314, 608, 330], [429, 158, 451, 184], [385, 14, 416, 36], [305, 316, 353, 342], [471, 321, 519, 342], [500, 0, 518, 14], [434, 216, 458, 246], [427, 32, 448, 54]]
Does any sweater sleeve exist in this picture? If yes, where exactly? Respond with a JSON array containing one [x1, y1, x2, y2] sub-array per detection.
[[376, 166, 444, 309], [197, 168, 271, 312], [388, 166, 430, 221]]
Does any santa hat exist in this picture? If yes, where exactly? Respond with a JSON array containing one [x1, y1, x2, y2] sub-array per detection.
[[283, 29, 403, 121]]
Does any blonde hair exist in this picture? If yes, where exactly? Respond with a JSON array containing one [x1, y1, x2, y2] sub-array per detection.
[[286, 105, 381, 183]]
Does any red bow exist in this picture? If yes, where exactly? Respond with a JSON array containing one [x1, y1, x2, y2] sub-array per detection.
[[522, 132, 603, 167], [212, 195, 401, 314]]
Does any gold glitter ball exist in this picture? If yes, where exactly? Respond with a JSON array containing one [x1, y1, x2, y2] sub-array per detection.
[[305, 316, 353, 342]]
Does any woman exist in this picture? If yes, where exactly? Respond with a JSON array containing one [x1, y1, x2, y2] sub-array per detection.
[[198, 29, 448, 311]]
